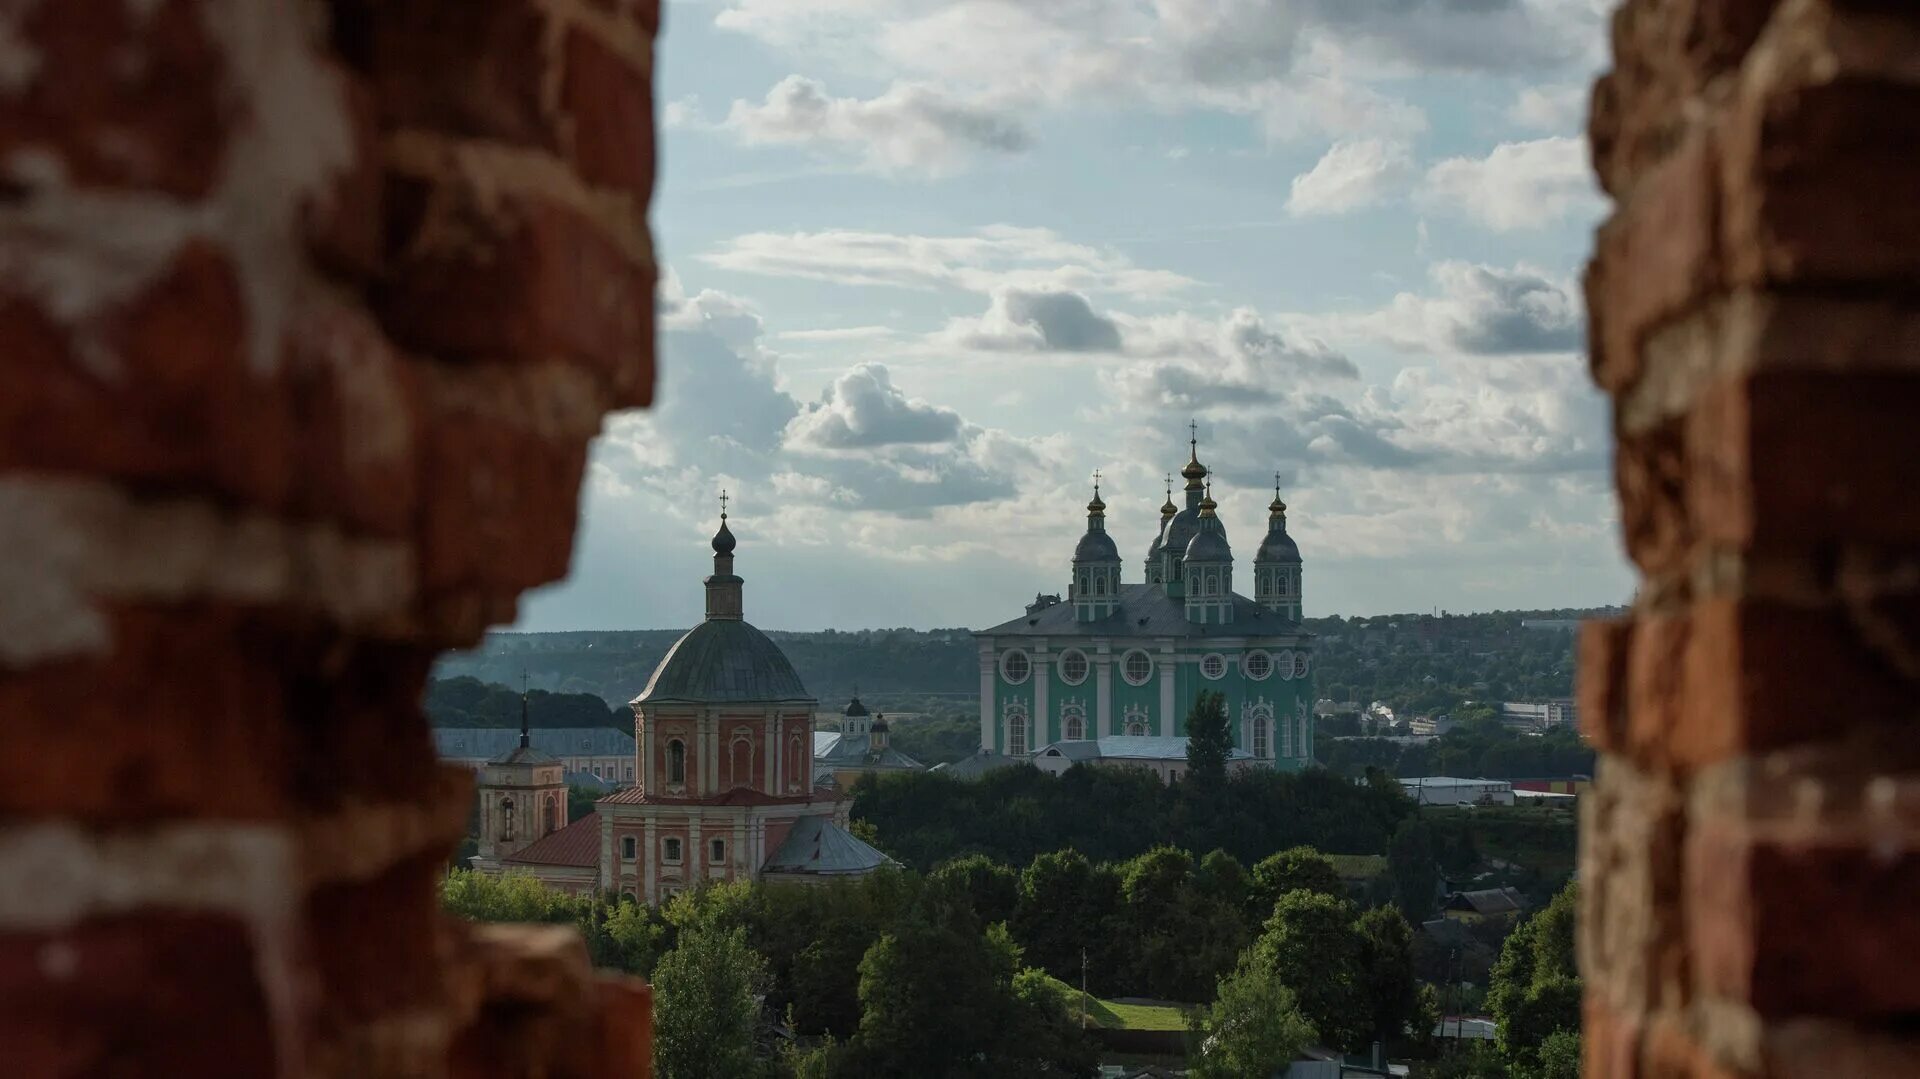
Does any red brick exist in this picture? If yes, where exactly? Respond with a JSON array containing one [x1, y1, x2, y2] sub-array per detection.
[[1687, 371, 1920, 550], [379, 194, 655, 404], [1580, 617, 1635, 752], [1588, 127, 1721, 394], [561, 24, 656, 199], [1643, 1015, 1742, 1078], [360, 0, 556, 146], [0, 0, 230, 197], [1583, 995, 1644, 1078], [0, 913, 278, 1077], [1614, 420, 1691, 580], [0, 605, 297, 821], [1689, 821, 1920, 1017], [303, 72, 386, 281], [306, 854, 448, 1023], [1624, 610, 1689, 763], [593, 975, 655, 1077]]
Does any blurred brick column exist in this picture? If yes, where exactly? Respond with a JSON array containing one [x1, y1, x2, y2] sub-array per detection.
[[1580, 0, 1920, 1074], [0, 1, 657, 1075]]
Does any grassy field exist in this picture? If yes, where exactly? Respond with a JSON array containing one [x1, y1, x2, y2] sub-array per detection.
[[1079, 997, 1193, 1031]]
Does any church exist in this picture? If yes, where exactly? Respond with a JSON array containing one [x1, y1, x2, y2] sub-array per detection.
[[974, 431, 1316, 768], [472, 504, 893, 901]]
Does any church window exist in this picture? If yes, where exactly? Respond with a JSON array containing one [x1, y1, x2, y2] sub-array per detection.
[[622, 836, 636, 860], [625, 764, 634, 781], [1281, 714, 1294, 757], [1293, 652, 1310, 678], [499, 797, 515, 841], [1093, 575, 1106, 596], [1059, 649, 1089, 686], [1253, 716, 1271, 758], [1278, 575, 1290, 596], [730, 737, 751, 790], [1121, 649, 1153, 686], [542, 794, 557, 836], [1200, 653, 1227, 680], [1063, 707, 1086, 741], [667, 739, 687, 785], [1001, 649, 1031, 685], [1125, 718, 1148, 737], [1276, 650, 1295, 680], [1205, 575, 1218, 596], [1244, 650, 1273, 681], [663, 838, 683, 864], [1009, 712, 1029, 756], [711, 838, 727, 864]]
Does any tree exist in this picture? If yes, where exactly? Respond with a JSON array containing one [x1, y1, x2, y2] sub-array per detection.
[[1533, 1029, 1581, 1079], [1190, 961, 1314, 1079], [1012, 849, 1122, 992], [1387, 818, 1441, 921], [1194, 849, 1250, 911], [1245, 890, 1368, 1051], [1489, 883, 1581, 1072], [1184, 690, 1233, 786], [1354, 905, 1418, 1047], [1249, 846, 1344, 917], [928, 853, 1020, 926], [652, 923, 767, 1079]]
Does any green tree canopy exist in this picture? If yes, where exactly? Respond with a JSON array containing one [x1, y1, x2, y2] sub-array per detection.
[[652, 923, 768, 1079], [1190, 961, 1315, 1079], [1184, 690, 1233, 787], [1354, 905, 1419, 1045], [1489, 883, 1581, 1071], [1388, 818, 1441, 921], [1249, 846, 1344, 916], [927, 853, 1020, 927], [1246, 890, 1368, 1051]]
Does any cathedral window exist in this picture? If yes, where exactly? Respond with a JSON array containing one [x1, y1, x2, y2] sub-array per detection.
[[1293, 652, 1310, 678], [1001, 649, 1032, 685], [1009, 713, 1029, 756], [1278, 575, 1290, 596], [542, 794, 557, 836], [1125, 718, 1148, 736], [1200, 653, 1227, 680], [663, 838, 683, 864], [1093, 575, 1107, 596], [1243, 650, 1273, 681], [1059, 649, 1089, 685], [667, 739, 687, 785], [1063, 707, 1086, 741], [622, 836, 636, 860], [1277, 650, 1295, 680], [499, 797, 515, 841], [1205, 575, 1218, 596], [1121, 649, 1153, 686], [1253, 716, 1271, 758]]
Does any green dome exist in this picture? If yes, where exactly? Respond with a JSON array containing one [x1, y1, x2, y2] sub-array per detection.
[[632, 619, 811, 705]]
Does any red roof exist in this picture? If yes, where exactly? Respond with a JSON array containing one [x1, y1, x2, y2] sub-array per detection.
[[598, 787, 831, 807], [503, 812, 601, 868]]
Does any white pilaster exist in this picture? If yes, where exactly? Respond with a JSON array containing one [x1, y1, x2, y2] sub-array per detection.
[[1094, 640, 1112, 737], [643, 817, 658, 904], [733, 816, 748, 877], [598, 813, 614, 891], [1032, 642, 1050, 746], [978, 640, 996, 753], [764, 712, 776, 794], [1158, 645, 1176, 737], [690, 816, 703, 879]]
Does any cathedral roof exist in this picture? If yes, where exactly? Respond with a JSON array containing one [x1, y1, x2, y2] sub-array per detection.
[[1257, 527, 1301, 563], [813, 731, 925, 770], [1184, 523, 1232, 563], [502, 812, 601, 868], [761, 814, 895, 876], [489, 744, 559, 766], [632, 619, 812, 706], [1159, 506, 1202, 560], [1073, 529, 1121, 563], [977, 583, 1308, 638]]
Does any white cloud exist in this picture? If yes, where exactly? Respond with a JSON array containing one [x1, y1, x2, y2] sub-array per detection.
[[1107, 308, 1358, 408], [715, 75, 1031, 176], [1359, 261, 1584, 354], [1286, 138, 1413, 216], [785, 363, 966, 449], [702, 225, 1200, 298], [940, 287, 1124, 352], [1508, 82, 1588, 133], [1418, 136, 1601, 231]]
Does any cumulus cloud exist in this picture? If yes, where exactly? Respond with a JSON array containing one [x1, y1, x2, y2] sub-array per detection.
[[1508, 82, 1588, 132], [785, 363, 966, 449], [1365, 261, 1583, 354], [702, 225, 1199, 298], [1108, 308, 1358, 408], [1287, 138, 1414, 216], [943, 287, 1123, 352], [1418, 136, 1601, 231], [716, 75, 1032, 175]]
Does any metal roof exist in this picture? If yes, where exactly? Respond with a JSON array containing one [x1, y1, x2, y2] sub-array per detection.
[[1033, 736, 1253, 762], [813, 731, 925, 770], [930, 752, 1023, 780], [502, 812, 601, 868], [761, 814, 894, 876], [434, 727, 633, 760], [632, 619, 812, 705], [975, 583, 1307, 639]]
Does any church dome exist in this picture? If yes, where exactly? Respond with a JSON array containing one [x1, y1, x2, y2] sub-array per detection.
[[1074, 529, 1120, 563], [632, 619, 811, 705], [844, 695, 870, 717], [1257, 528, 1301, 563], [1161, 506, 1201, 559], [711, 518, 736, 555], [1184, 526, 1232, 563]]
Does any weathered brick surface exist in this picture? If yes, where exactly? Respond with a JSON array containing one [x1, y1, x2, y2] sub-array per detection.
[[0, 0, 656, 1074], [1585, 0, 1920, 1072]]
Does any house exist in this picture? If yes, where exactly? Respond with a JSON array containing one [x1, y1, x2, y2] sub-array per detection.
[[1029, 735, 1258, 784], [1442, 887, 1527, 922], [811, 696, 926, 789], [436, 726, 636, 786], [1398, 777, 1514, 807]]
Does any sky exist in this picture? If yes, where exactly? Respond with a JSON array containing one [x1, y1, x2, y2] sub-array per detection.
[[516, 0, 1633, 633]]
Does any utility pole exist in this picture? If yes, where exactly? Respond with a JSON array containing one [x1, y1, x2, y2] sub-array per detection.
[[1081, 948, 1088, 1030]]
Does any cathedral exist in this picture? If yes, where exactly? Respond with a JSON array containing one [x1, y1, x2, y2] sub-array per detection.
[[473, 505, 892, 901], [975, 431, 1316, 768]]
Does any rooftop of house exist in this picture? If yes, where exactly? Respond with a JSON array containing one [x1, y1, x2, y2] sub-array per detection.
[[1033, 736, 1255, 762], [502, 812, 601, 868]]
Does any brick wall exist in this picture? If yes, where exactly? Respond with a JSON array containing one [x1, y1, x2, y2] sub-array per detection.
[[1, 1, 656, 1075], [1581, 0, 1920, 1074]]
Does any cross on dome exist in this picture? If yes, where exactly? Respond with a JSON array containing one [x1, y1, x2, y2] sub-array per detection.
[[719, 489, 729, 519]]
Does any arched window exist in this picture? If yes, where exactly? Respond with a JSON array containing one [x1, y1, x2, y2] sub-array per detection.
[[1278, 574, 1290, 596], [1063, 707, 1086, 741], [1251, 712, 1272, 759], [1008, 709, 1029, 756], [1093, 575, 1106, 596], [788, 733, 806, 790], [1280, 713, 1294, 757], [499, 796, 515, 841], [666, 739, 687, 785], [730, 736, 751, 790], [541, 793, 557, 836], [1125, 718, 1148, 737]]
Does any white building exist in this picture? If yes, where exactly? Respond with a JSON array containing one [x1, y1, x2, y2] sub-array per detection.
[[1398, 776, 1515, 807], [1030, 735, 1259, 784], [1501, 699, 1578, 729]]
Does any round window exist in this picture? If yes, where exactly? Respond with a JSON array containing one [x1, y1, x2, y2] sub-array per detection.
[[1277, 649, 1295, 680], [1122, 649, 1154, 686], [1292, 651, 1310, 678], [1200, 653, 1227, 680], [1059, 649, 1089, 685], [1244, 650, 1273, 681], [1001, 649, 1031, 685]]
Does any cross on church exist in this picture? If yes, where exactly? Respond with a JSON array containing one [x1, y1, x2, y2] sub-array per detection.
[[1188, 419, 1198, 446], [719, 489, 729, 519], [1092, 468, 1102, 495]]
